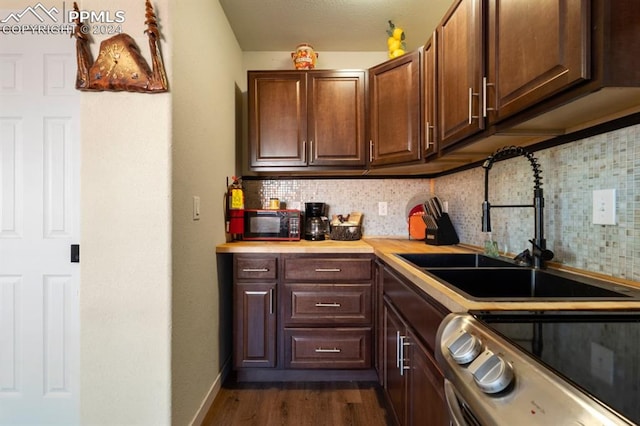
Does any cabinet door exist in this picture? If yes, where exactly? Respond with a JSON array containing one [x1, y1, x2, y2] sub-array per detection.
[[248, 72, 307, 167], [437, 0, 484, 149], [423, 34, 438, 159], [383, 301, 407, 426], [407, 330, 448, 426], [234, 282, 277, 368], [487, 0, 590, 122], [369, 50, 421, 167], [307, 71, 366, 166]]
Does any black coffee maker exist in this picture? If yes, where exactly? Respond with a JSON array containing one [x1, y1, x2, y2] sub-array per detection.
[[304, 202, 329, 241]]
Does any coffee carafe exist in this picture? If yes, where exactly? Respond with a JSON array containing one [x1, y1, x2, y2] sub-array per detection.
[[304, 202, 329, 241]]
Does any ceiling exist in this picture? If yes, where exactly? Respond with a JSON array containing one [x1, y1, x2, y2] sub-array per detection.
[[218, 0, 453, 52]]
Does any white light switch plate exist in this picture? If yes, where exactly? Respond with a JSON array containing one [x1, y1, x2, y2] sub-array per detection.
[[592, 189, 616, 225], [193, 196, 201, 221]]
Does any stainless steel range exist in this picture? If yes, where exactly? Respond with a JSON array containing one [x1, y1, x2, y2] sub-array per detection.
[[436, 310, 640, 425]]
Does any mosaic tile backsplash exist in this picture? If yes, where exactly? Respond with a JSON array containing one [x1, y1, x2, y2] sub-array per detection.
[[244, 123, 640, 282], [243, 178, 433, 237]]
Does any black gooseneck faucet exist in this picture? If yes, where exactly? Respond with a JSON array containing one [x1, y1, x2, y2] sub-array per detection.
[[481, 146, 554, 269]]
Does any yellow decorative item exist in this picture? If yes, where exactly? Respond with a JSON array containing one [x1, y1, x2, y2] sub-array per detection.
[[291, 43, 318, 69], [386, 20, 406, 59]]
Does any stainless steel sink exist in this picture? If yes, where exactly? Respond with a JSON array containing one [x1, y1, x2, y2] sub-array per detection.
[[397, 253, 517, 268], [425, 267, 640, 300], [395, 253, 640, 301]]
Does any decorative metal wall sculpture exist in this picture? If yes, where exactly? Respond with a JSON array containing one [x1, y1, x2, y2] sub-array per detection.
[[72, 0, 168, 93]]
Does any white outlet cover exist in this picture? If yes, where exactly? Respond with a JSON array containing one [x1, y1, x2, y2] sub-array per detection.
[[290, 201, 302, 211], [592, 189, 616, 225]]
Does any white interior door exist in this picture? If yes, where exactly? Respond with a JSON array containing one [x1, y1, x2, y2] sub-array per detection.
[[0, 24, 80, 425]]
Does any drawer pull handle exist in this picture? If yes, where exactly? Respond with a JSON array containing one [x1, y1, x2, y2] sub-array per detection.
[[315, 348, 341, 353], [315, 302, 341, 308], [242, 268, 269, 272], [315, 268, 341, 272]]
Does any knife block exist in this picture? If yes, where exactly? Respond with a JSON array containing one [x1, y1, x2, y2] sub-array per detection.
[[425, 213, 459, 245]]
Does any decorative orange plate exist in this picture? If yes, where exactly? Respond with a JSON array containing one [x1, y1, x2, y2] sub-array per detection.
[[408, 205, 426, 240]]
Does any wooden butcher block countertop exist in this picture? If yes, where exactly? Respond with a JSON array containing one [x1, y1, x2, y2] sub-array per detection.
[[216, 238, 375, 254], [217, 238, 640, 313]]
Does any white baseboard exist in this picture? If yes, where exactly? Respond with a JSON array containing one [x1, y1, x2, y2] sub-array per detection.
[[190, 356, 232, 426]]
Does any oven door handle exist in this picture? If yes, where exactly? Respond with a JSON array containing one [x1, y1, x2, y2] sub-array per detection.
[[444, 379, 469, 426]]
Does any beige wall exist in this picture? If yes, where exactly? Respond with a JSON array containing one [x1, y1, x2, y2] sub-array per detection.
[[169, 0, 242, 425], [79, 0, 172, 425], [80, 0, 243, 424]]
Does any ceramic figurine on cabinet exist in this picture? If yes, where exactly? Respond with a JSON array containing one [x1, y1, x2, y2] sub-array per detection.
[[291, 43, 318, 69]]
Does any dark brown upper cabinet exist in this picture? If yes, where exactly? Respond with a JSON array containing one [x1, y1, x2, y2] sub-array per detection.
[[486, 0, 590, 123], [248, 70, 366, 170], [245, 1, 640, 176], [437, 0, 590, 149], [436, 0, 638, 153], [437, 0, 485, 149], [368, 49, 422, 167]]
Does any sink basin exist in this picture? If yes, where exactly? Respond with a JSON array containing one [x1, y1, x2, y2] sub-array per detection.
[[425, 267, 640, 300], [397, 253, 517, 268], [394, 252, 640, 301]]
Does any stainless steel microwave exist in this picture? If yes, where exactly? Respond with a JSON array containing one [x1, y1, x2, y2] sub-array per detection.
[[243, 209, 301, 241]]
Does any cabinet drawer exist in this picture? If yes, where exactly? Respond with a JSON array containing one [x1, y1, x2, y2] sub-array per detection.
[[234, 255, 278, 280], [283, 256, 372, 281], [284, 328, 371, 369], [283, 284, 372, 325]]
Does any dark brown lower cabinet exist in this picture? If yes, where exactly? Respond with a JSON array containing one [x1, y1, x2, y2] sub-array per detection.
[[382, 264, 449, 426], [233, 254, 278, 369], [384, 302, 408, 425], [233, 253, 377, 381], [232, 251, 448, 425], [407, 329, 448, 426], [234, 282, 276, 368]]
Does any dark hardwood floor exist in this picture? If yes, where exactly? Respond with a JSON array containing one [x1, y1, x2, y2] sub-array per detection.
[[202, 378, 396, 426]]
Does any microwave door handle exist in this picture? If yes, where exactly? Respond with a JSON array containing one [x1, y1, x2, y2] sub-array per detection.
[[444, 379, 469, 426]]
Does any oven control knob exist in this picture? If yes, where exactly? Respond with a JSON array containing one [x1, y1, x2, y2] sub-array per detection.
[[468, 350, 514, 394], [447, 331, 482, 364]]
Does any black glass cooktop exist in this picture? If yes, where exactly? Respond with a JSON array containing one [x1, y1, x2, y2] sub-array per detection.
[[471, 310, 640, 424]]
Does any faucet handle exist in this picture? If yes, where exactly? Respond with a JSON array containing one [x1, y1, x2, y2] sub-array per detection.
[[513, 249, 532, 266], [528, 239, 554, 261]]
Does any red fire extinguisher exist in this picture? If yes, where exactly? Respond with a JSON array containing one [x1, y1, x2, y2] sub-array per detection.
[[226, 176, 244, 240]]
